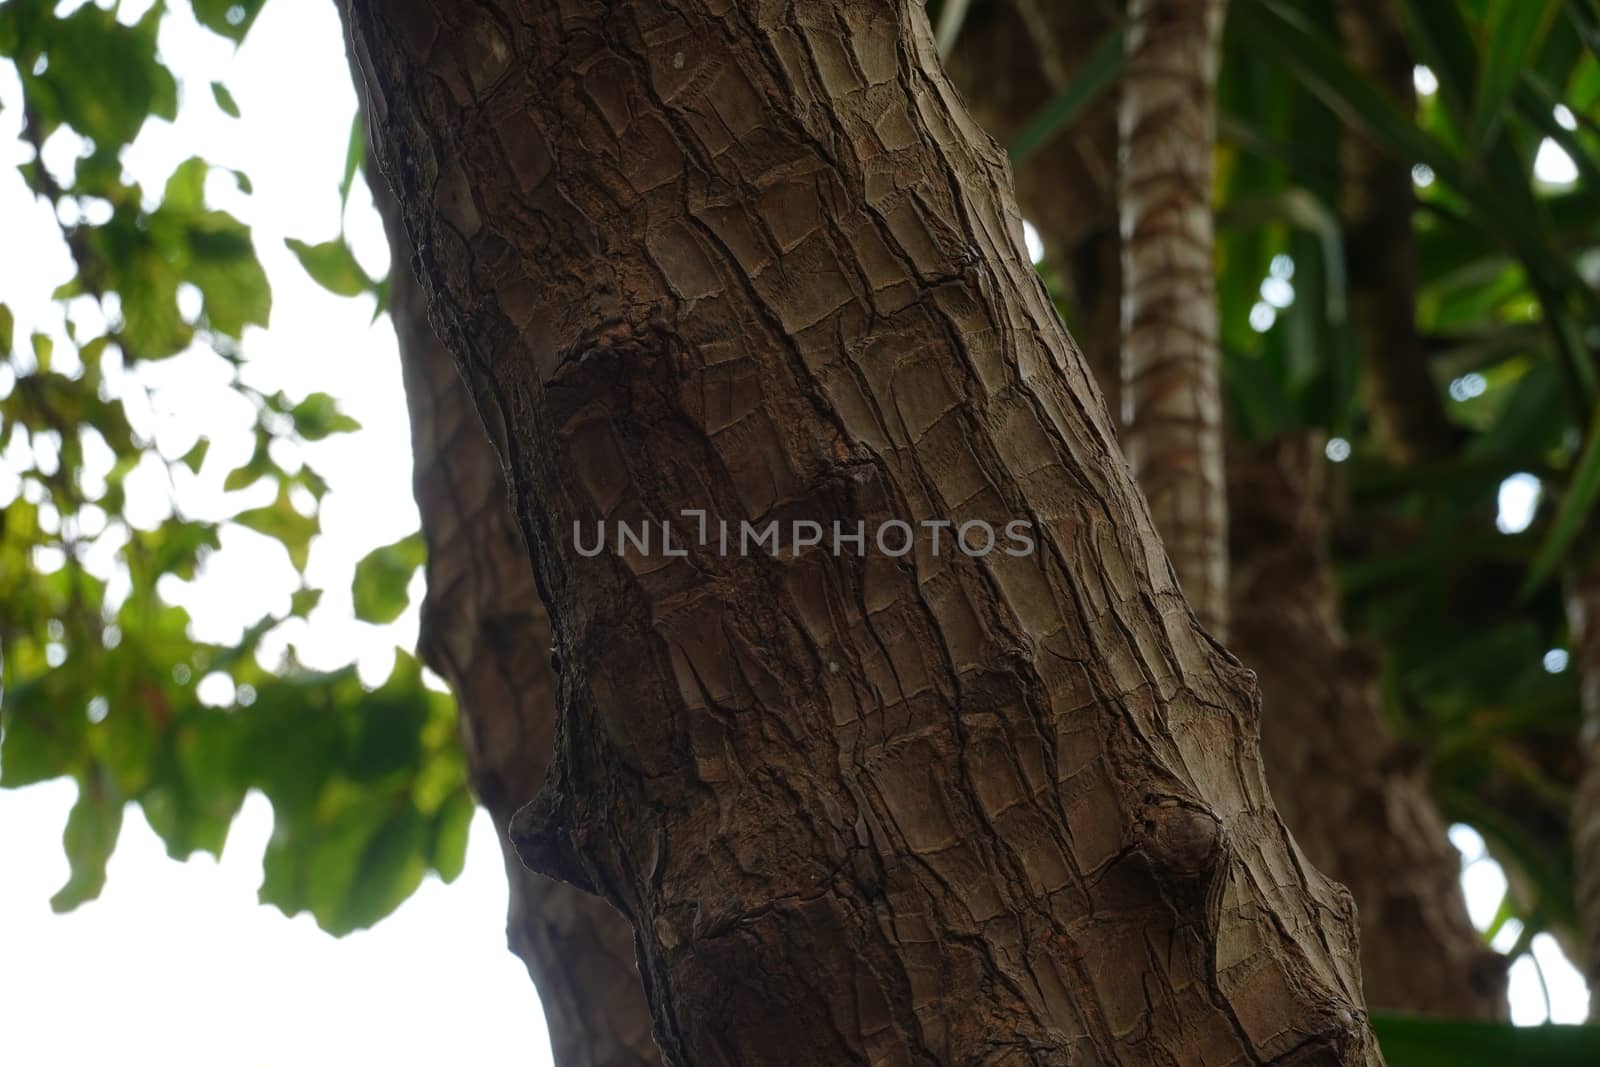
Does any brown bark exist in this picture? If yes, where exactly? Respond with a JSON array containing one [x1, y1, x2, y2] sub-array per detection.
[[1229, 435, 1508, 1020], [1120, 0, 1230, 638], [1336, 0, 1455, 464], [348, 3, 1379, 1064], [1570, 570, 1600, 996], [369, 133, 661, 1067], [945, 0, 1122, 412]]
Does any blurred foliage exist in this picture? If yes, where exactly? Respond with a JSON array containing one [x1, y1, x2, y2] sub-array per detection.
[[0, 0, 452, 936]]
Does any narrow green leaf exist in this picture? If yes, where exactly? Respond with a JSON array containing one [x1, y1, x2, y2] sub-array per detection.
[[339, 112, 363, 212], [0, 303, 13, 356], [1470, 0, 1564, 156], [1525, 407, 1600, 593], [1008, 27, 1126, 165]]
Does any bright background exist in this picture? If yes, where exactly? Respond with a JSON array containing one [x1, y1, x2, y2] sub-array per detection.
[[0, 1, 1589, 1063]]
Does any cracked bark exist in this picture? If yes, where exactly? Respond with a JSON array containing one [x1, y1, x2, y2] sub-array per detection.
[[348, 2, 1379, 1063], [367, 123, 661, 1067], [1229, 435, 1507, 1020], [1569, 570, 1600, 998], [1119, 0, 1229, 639]]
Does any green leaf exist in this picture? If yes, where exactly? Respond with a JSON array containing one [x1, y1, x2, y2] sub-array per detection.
[[180, 436, 210, 473], [191, 0, 265, 44], [340, 112, 363, 212], [1524, 408, 1600, 593], [289, 391, 361, 441], [51, 776, 124, 912], [1469, 0, 1564, 156], [210, 80, 240, 118], [0, 303, 13, 356], [1372, 1017, 1600, 1067], [1008, 26, 1125, 165], [233, 484, 319, 572], [284, 237, 372, 298], [351, 534, 425, 624], [430, 790, 474, 884]]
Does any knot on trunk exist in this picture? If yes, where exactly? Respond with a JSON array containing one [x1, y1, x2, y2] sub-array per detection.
[[509, 784, 595, 895], [1137, 797, 1224, 880]]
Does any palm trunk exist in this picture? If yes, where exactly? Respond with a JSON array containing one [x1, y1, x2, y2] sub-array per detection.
[[1570, 570, 1600, 998], [1336, 0, 1455, 463], [1230, 435, 1508, 1019], [367, 124, 661, 1067], [1119, 0, 1230, 638], [349, 2, 1379, 1063]]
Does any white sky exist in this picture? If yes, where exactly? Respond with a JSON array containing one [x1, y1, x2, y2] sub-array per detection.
[[0, 3, 1589, 1063]]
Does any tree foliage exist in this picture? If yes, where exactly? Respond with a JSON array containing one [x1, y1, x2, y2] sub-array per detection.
[[0, 0, 455, 936]]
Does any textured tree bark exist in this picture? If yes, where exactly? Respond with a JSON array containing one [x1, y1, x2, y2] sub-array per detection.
[[1119, 0, 1229, 638], [348, 2, 1380, 1063], [1335, 0, 1456, 464], [370, 142, 661, 1067], [1229, 435, 1508, 1020], [945, 0, 1122, 412], [1569, 570, 1600, 999]]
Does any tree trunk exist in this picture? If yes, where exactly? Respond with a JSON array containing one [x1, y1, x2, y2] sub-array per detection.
[[370, 136, 661, 1067], [952, 0, 1500, 1019], [1229, 435, 1508, 1020], [1119, 0, 1230, 638], [348, 3, 1379, 1063], [1335, 0, 1455, 464], [945, 0, 1122, 412], [1570, 570, 1600, 999]]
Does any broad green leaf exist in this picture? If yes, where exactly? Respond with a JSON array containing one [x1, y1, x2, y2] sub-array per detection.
[[284, 237, 372, 298], [191, 0, 266, 44], [351, 534, 425, 624], [289, 391, 361, 441], [233, 484, 319, 571]]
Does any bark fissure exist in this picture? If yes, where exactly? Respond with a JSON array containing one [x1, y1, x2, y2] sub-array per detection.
[[350, 2, 1379, 1063]]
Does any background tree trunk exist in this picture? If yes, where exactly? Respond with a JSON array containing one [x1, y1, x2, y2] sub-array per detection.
[[1569, 570, 1600, 1000], [1119, 0, 1230, 637], [367, 129, 661, 1067], [950, 1, 1502, 1018], [1335, 0, 1455, 463], [1229, 435, 1507, 1020], [349, 3, 1379, 1063]]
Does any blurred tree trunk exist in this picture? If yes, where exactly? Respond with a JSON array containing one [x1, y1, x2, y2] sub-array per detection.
[[349, 2, 1379, 1063], [362, 103, 662, 1067], [1335, 0, 1455, 463], [949, 0, 1503, 1020], [1119, 0, 1230, 637], [1570, 571, 1600, 998], [1229, 436, 1507, 1020]]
